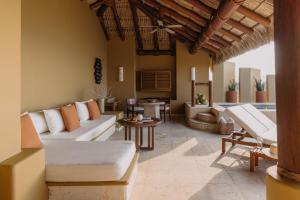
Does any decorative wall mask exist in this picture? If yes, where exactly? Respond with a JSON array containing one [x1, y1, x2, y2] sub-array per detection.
[[94, 58, 102, 84]]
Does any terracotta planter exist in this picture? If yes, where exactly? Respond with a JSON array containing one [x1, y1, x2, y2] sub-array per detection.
[[226, 91, 238, 103], [256, 91, 266, 103]]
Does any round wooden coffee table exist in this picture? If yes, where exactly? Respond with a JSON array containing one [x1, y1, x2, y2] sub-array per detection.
[[118, 118, 161, 151]]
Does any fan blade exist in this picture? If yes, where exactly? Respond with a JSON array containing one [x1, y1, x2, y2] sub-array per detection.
[[166, 24, 182, 28], [157, 20, 164, 27], [150, 29, 158, 34], [164, 28, 175, 34]]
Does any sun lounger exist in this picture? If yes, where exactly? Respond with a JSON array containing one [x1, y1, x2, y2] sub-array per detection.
[[222, 104, 277, 153]]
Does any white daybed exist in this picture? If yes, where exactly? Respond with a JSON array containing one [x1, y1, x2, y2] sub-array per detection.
[[44, 140, 138, 200], [40, 115, 116, 142], [222, 104, 277, 153]]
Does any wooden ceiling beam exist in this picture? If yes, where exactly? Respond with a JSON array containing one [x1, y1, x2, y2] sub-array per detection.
[[190, 0, 241, 53], [96, 3, 108, 16], [201, 43, 219, 54], [184, 0, 214, 16], [138, 1, 199, 40], [208, 39, 226, 48], [155, 0, 207, 26], [163, 15, 199, 39], [237, 6, 271, 27], [226, 19, 254, 35], [96, 5, 110, 40], [129, 0, 143, 49], [136, 2, 193, 44], [140, 0, 203, 31], [90, 0, 104, 10], [137, 49, 175, 56], [111, 0, 125, 40], [150, 18, 159, 50], [218, 28, 242, 42], [211, 35, 232, 47]]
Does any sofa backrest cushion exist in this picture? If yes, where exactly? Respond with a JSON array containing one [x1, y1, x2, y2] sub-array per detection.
[[29, 111, 49, 134], [43, 109, 65, 134], [21, 114, 42, 148], [87, 100, 101, 120], [61, 105, 80, 132], [75, 101, 90, 122]]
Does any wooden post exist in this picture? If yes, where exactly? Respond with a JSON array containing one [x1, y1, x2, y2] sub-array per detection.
[[208, 81, 213, 107], [275, 0, 300, 181], [191, 80, 195, 107]]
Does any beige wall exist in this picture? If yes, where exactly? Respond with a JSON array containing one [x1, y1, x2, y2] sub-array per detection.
[[239, 68, 261, 102], [213, 62, 235, 102], [267, 74, 276, 102], [107, 37, 136, 109], [174, 42, 210, 114], [21, 0, 108, 112], [136, 55, 176, 99], [0, 0, 21, 162], [0, 149, 48, 200], [107, 40, 210, 114]]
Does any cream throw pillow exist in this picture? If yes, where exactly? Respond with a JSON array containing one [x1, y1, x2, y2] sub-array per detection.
[[75, 101, 90, 121], [43, 109, 65, 134], [29, 111, 49, 134]]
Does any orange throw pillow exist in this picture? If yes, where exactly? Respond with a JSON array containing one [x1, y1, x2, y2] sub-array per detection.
[[87, 100, 101, 120], [61, 105, 80, 132], [21, 114, 42, 148]]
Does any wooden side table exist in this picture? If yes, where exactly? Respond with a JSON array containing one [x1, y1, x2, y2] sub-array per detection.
[[105, 101, 120, 111], [250, 147, 278, 172], [119, 118, 161, 151]]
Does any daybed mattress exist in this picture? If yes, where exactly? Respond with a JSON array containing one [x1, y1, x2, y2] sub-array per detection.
[[40, 115, 116, 141], [226, 104, 277, 145], [44, 140, 136, 182]]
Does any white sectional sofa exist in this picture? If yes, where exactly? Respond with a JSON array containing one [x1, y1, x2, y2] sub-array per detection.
[[28, 100, 138, 200], [40, 115, 116, 142]]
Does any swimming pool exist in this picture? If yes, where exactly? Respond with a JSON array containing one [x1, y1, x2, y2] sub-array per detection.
[[216, 103, 276, 110]]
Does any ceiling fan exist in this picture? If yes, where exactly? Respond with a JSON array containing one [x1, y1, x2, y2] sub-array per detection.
[[141, 20, 182, 34]]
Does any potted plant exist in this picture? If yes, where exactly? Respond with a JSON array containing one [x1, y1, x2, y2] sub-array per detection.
[[196, 93, 207, 105], [226, 79, 238, 103], [255, 78, 266, 103]]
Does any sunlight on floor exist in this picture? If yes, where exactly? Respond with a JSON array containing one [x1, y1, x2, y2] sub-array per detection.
[[110, 117, 274, 200]]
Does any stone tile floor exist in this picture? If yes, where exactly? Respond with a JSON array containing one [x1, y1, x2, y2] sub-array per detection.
[[110, 117, 275, 200]]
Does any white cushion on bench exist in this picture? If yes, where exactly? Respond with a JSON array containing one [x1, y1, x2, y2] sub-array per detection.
[[44, 140, 136, 182], [40, 115, 116, 141]]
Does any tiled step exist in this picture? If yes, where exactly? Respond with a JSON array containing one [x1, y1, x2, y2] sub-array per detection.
[[196, 112, 217, 123], [187, 119, 219, 133]]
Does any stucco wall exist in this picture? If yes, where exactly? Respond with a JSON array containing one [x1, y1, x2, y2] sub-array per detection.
[[0, 1, 48, 200], [174, 42, 210, 114], [136, 55, 176, 99], [239, 68, 261, 102], [21, 0, 108, 112], [213, 62, 235, 102], [107, 37, 136, 109], [267, 74, 276, 102], [0, 0, 21, 163]]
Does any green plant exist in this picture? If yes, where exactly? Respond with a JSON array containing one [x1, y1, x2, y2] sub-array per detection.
[[228, 79, 238, 91], [254, 78, 265, 91], [196, 93, 207, 105]]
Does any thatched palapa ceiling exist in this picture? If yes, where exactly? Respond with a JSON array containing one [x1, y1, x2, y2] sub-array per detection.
[[83, 0, 274, 62]]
